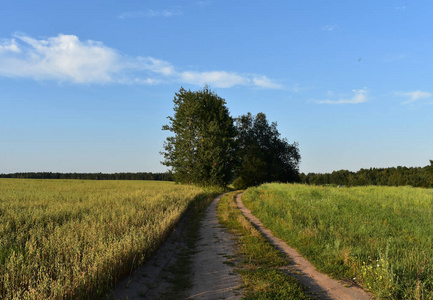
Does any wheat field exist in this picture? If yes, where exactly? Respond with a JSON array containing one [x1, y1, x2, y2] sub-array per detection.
[[0, 179, 204, 299]]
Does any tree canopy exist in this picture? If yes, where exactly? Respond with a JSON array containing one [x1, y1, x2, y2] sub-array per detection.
[[300, 161, 433, 188], [232, 112, 301, 189], [162, 87, 301, 188], [161, 87, 236, 187]]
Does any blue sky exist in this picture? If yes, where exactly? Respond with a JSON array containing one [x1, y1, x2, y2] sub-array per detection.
[[1, 0, 432, 174]]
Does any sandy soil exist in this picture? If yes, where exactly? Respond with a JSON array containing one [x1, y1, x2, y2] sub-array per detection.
[[186, 194, 242, 299], [107, 194, 242, 300], [236, 193, 372, 300]]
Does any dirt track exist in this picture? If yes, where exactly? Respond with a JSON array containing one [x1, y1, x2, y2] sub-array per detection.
[[187, 194, 242, 299], [108, 194, 241, 300], [236, 193, 372, 300], [110, 193, 372, 300]]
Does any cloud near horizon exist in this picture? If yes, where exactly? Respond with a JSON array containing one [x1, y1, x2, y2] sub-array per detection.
[[0, 34, 281, 89], [316, 88, 368, 104], [396, 90, 432, 105]]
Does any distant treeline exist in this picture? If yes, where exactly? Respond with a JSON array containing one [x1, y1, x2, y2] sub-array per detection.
[[0, 172, 174, 181], [300, 161, 433, 188]]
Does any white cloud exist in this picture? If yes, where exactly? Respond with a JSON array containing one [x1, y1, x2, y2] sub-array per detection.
[[317, 88, 368, 104], [118, 9, 182, 19], [136, 57, 175, 76], [0, 34, 120, 83], [397, 90, 432, 105], [252, 76, 282, 89], [0, 39, 20, 53], [180, 71, 249, 88], [0, 33, 281, 89]]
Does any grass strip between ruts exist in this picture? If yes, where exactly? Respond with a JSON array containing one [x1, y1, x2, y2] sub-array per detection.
[[217, 192, 312, 299]]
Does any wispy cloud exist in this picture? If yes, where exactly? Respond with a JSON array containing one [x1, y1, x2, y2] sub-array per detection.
[[0, 39, 21, 53], [396, 90, 432, 105], [395, 5, 406, 10], [322, 24, 338, 31], [118, 8, 182, 19], [316, 88, 368, 104], [0, 33, 281, 89], [252, 76, 282, 89], [180, 71, 248, 88]]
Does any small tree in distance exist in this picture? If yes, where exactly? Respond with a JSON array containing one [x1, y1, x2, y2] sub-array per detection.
[[161, 86, 236, 187]]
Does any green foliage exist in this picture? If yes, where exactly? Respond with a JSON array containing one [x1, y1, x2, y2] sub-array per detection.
[[217, 192, 311, 299], [233, 112, 300, 188], [162, 86, 236, 187], [162, 88, 301, 188], [301, 162, 433, 188], [243, 183, 433, 299], [0, 179, 204, 299]]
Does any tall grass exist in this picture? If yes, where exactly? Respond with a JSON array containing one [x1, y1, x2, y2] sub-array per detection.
[[243, 183, 433, 299], [0, 179, 204, 299]]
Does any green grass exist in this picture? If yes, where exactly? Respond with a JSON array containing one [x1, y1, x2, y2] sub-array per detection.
[[217, 192, 311, 299], [243, 183, 433, 299], [0, 179, 207, 299]]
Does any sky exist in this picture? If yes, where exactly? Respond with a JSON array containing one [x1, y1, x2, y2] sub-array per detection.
[[1, 0, 432, 174]]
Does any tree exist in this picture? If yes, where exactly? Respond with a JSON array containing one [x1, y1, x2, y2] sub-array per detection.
[[233, 112, 301, 189], [161, 86, 236, 187]]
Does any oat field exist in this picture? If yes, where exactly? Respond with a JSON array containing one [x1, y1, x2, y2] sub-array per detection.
[[0, 179, 204, 299]]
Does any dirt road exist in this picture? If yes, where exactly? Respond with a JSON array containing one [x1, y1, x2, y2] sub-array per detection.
[[110, 192, 372, 300], [236, 193, 371, 300], [108, 194, 241, 300], [187, 194, 242, 299]]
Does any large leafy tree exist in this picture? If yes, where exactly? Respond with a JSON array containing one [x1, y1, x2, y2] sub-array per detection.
[[233, 112, 301, 188], [161, 86, 236, 187]]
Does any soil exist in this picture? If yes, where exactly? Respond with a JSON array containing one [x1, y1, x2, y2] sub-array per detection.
[[107, 194, 241, 300], [236, 193, 372, 300], [186, 194, 242, 299]]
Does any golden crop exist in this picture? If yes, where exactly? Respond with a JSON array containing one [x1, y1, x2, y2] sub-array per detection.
[[0, 179, 203, 299]]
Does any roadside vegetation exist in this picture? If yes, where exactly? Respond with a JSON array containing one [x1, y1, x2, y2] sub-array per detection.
[[243, 183, 433, 299], [0, 179, 206, 299], [217, 192, 311, 299]]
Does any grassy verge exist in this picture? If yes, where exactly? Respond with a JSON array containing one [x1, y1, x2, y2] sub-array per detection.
[[217, 192, 311, 299], [243, 183, 433, 299]]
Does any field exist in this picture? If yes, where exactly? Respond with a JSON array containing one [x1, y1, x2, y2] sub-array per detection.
[[243, 183, 433, 299], [0, 179, 205, 299]]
